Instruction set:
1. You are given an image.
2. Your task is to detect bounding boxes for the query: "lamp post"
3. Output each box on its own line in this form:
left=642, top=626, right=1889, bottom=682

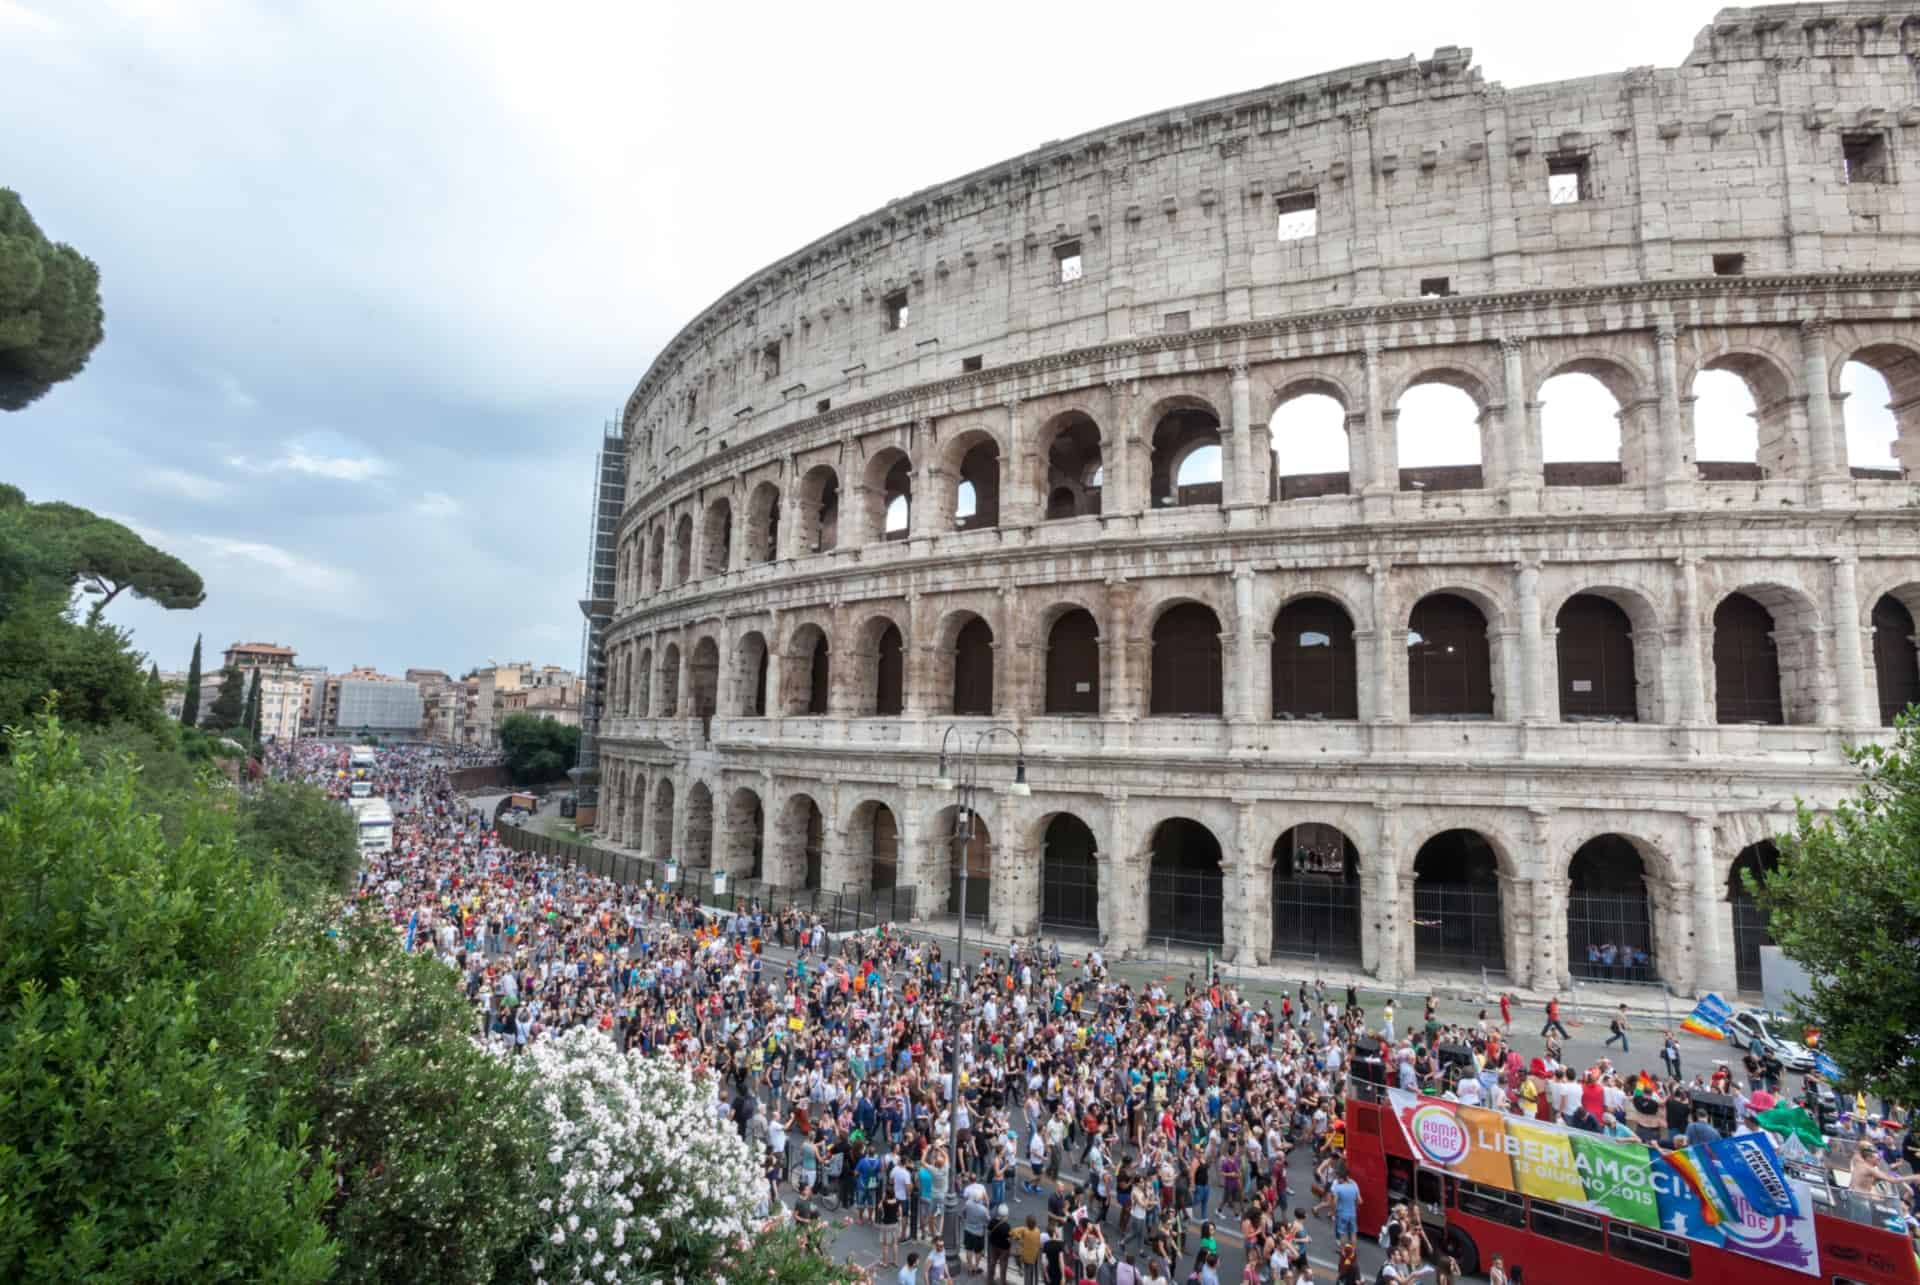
left=931, top=723, right=1031, bottom=1243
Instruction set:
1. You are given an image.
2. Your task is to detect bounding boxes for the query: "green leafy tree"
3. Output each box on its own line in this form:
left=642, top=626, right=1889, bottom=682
left=0, top=589, right=163, bottom=736
left=498, top=712, right=581, bottom=784
left=0, top=714, right=334, bottom=1281
left=24, top=499, right=205, bottom=622
left=236, top=779, right=358, bottom=899
left=1760, top=712, right=1920, bottom=1104
left=180, top=634, right=203, bottom=727
left=270, top=910, right=549, bottom=1283
left=0, top=188, right=105, bottom=413
left=207, top=663, right=245, bottom=730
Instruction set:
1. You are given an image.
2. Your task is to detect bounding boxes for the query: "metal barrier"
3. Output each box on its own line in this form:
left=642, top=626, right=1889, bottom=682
left=489, top=822, right=916, bottom=929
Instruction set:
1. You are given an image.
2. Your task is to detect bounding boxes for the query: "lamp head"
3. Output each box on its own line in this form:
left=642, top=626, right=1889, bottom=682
left=1009, top=757, right=1032, bottom=797
left=934, top=750, right=956, bottom=791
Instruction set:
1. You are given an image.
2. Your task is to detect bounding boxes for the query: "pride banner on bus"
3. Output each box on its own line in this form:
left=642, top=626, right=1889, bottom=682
left=1387, top=1090, right=1817, bottom=1275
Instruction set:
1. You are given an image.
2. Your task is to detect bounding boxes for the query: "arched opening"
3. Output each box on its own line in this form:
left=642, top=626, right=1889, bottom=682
left=1271, top=596, right=1357, bottom=719
left=865, top=448, right=913, bottom=541
left=1148, top=818, right=1223, bottom=946
left=952, top=617, right=995, bottom=715
left=1728, top=840, right=1779, bottom=993
left=1408, top=593, right=1493, bottom=718
left=1042, top=414, right=1103, bottom=519
left=1149, top=603, right=1224, bottom=715
left=1412, top=830, right=1506, bottom=973
left=1692, top=355, right=1796, bottom=480
left=945, top=811, right=991, bottom=919
left=689, top=637, right=719, bottom=735
left=701, top=499, right=732, bottom=576
left=625, top=772, right=646, bottom=848
left=673, top=514, right=693, bottom=585
left=1539, top=371, right=1624, bottom=486
left=1566, top=835, right=1654, bottom=983
left=650, top=777, right=675, bottom=862
left=1396, top=380, right=1483, bottom=492
left=797, top=465, right=839, bottom=554
left=1555, top=593, right=1638, bottom=721
left=747, top=482, right=781, bottom=563
left=954, top=440, right=1000, bottom=531
left=656, top=644, right=681, bottom=718
left=1842, top=345, right=1920, bottom=477
left=1874, top=594, right=1920, bottom=725
left=785, top=625, right=831, bottom=716
left=683, top=782, right=714, bottom=872
left=726, top=787, right=764, bottom=880
left=861, top=802, right=900, bottom=892
left=1039, top=813, right=1100, bottom=937
left=1270, top=823, right=1361, bottom=963
left=633, top=647, right=652, bottom=718
left=648, top=526, right=666, bottom=591
left=1044, top=608, right=1101, bottom=714
left=1150, top=406, right=1224, bottom=508
left=1270, top=391, right=1350, bottom=500
left=1713, top=593, right=1783, bottom=724
left=874, top=622, right=905, bottom=716
left=734, top=632, right=769, bottom=717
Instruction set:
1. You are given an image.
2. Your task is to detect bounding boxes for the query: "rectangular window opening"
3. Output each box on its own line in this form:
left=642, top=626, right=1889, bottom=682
left=1055, top=241, right=1083, bottom=284
left=761, top=342, right=780, bottom=380
left=1843, top=131, right=1889, bottom=184
left=884, top=290, right=910, bottom=332
left=1163, top=310, right=1191, bottom=333
left=1548, top=153, right=1592, bottom=204
left=1276, top=191, right=1318, bottom=240
left=815, top=399, right=831, bottom=415
left=961, top=355, right=983, bottom=373
left=1419, top=276, right=1452, bottom=298
left=1712, top=252, right=1746, bottom=277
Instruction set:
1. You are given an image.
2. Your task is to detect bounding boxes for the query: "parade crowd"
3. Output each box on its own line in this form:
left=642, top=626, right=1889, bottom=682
left=271, top=742, right=1920, bottom=1285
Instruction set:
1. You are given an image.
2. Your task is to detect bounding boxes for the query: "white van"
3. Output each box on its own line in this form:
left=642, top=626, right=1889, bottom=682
left=350, top=779, right=372, bottom=799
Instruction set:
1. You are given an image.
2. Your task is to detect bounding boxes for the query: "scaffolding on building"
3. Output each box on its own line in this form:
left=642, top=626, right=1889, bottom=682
left=572, top=418, right=625, bottom=821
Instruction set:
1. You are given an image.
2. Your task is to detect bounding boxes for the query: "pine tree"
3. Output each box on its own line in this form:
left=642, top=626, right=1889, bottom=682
left=208, top=664, right=245, bottom=731
left=241, top=668, right=261, bottom=738
left=180, top=634, right=203, bottom=727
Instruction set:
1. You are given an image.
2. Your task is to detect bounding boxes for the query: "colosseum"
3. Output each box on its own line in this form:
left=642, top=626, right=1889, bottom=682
left=598, top=2, right=1920, bottom=998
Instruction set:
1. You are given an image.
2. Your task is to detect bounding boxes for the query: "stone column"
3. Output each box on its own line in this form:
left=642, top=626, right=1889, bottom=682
left=1002, top=399, right=1036, bottom=528
left=1676, top=558, right=1709, bottom=725
left=1232, top=565, right=1257, bottom=723
left=1801, top=318, right=1844, bottom=484
left=1653, top=321, right=1693, bottom=508
left=1361, top=347, right=1394, bottom=495
left=910, top=421, right=939, bottom=539
left=899, top=786, right=931, bottom=920
left=1103, top=792, right=1141, bottom=952
left=1831, top=556, right=1872, bottom=727
left=1104, top=381, right=1139, bottom=517
left=1104, top=578, right=1134, bottom=718
left=1515, top=560, right=1548, bottom=723
left=1232, top=798, right=1266, bottom=964
left=1526, top=807, right=1559, bottom=989
left=1370, top=802, right=1402, bottom=982
left=1689, top=813, right=1734, bottom=996
left=1500, top=336, right=1537, bottom=507
left=715, top=616, right=735, bottom=721
left=728, top=478, right=749, bottom=571
left=1229, top=361, right=1255, bottom=507
left=1369, top=561, right=1398, bottom=722
left=778, top=459, right=804, bottom=561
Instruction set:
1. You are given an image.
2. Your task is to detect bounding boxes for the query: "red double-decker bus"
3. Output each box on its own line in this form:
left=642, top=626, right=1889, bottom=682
left=1342, top=1072, right=1919, bottom=1284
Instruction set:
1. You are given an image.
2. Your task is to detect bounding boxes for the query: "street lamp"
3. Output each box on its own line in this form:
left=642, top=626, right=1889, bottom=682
left=931, top=722, right=1031, bottom=1242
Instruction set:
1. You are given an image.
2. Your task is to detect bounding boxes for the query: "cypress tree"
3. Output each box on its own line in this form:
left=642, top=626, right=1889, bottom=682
left=180, top=634, right=203, bottom=727
left=208, top=664, right=245, bottom=730
left=241, top=668, right=261, bottom=739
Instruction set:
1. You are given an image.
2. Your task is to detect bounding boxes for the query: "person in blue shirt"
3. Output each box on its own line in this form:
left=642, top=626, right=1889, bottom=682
left=1330, top=1166, right=1361, bottom=1244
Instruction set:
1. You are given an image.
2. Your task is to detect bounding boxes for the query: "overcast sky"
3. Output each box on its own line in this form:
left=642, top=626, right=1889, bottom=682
left=2, top=0, right=1897, bottom=677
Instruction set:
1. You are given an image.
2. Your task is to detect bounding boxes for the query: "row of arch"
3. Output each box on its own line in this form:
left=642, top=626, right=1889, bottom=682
left=609, top=587, right=1920, bottom=727
left=598, top=768, right=1783, bottom=989
left=615, top=338, right=1916, bottom=604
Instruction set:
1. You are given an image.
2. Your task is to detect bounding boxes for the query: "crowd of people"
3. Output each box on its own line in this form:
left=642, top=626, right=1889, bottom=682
left=266, top=742, right=1920, bottom=1285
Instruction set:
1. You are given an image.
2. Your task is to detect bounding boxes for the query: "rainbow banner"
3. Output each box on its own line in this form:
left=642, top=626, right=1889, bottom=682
left=1386, top=1089, right=1817, bottom=1276
left=1681, top=992, right=1733, bottom=1040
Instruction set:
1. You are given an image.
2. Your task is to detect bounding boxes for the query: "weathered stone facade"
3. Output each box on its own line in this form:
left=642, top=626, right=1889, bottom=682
left=599, top=4, right=1920, bottom=995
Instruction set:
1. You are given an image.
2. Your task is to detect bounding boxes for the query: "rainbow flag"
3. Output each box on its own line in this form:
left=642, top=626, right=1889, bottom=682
left=1661, top=1146, right=1736, bottom=1229
left=1681, top=992, right=1732, bottom=1040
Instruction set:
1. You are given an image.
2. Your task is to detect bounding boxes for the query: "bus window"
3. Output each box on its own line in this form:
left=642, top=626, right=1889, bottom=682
left=1415, top=1168, right=1446, bottom=1223
left=1528, top=1201, right=1606, bottom=1254
left=1607, top=1221, right=1691, bottom=1278
left=1386, top=1156, right=1414, bottom=1205
left=1454, top=1178, right=1526, bottom=1228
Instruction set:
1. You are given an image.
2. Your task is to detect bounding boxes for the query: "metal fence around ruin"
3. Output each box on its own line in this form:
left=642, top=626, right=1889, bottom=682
left=490, top=821, right=916, bottom=932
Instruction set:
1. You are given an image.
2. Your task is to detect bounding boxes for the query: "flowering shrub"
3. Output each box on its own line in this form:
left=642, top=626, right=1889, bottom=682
left=522, top=1028, right=766, bottom=1284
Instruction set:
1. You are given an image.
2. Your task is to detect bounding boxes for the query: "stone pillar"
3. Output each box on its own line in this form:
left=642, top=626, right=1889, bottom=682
left=728, top=478, right=749, bottom=572
left=715, top=617, right=735, bottom=721
left=1230, top=798, right=1266, bottom=964
left=1369, top=561, right=1398, bottom=722
left=1104, top=381, right=1141, bottom=518
left=1653, top=321, right=1693, bottom=508
left=1689, top=813, right=1734, bottom=996
left=1831, top=556, right=1872, bottom=727
left=1103, top=792, right=1141, bottom=952
left=899, top=786, right=930, bottom=920
left=991, top=829, right=1036, bottom=939
left=1370, top=802, right=1402, bottom=983
left=1232, top=565, right=1257, bottom=722
left=1104, top=578, right=1134, bottom=718
left=1676, top=558, right=1709, bottom=725
left=1501, top=336, right=1537, bottom=507
left=778, top=461, right=804, bottom=561
left=1801, top=318, right=1845, bottom=484
left=910, top=421, right=939, bottom=539
left=1516, top=561, right=1548, bottom=723
left=1229, top=361, right=1255, bottom=507
left=1361, top=347, right=1394, bottom=495
left=1003, top=399, right=1037, bottom=528
left=1526, top=807, right=1559, bottom=989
